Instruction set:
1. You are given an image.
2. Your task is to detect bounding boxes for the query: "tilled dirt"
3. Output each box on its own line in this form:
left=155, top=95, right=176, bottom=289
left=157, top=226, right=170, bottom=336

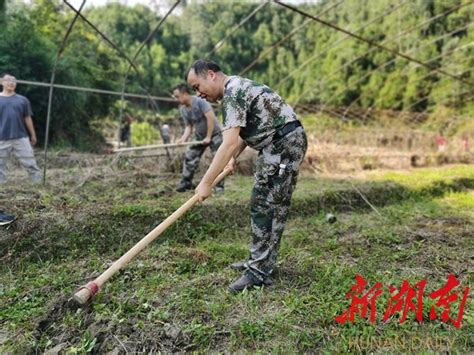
left=35, top=296, right=194, bottom=353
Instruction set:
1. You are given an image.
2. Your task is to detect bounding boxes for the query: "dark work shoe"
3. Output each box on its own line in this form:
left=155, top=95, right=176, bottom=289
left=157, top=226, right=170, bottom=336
left=228, top=274, right=263, bottom=293
left=229, top=260, right=247, bottom=271
left=263, top=278, right=273, bottom=286
left=214, top=186, right=225, bottom=194
left=176, top=181, right=194, bottom=192
left=0, top=211, right=16, bottom=226
left=230, top=260, right=278, bottom=275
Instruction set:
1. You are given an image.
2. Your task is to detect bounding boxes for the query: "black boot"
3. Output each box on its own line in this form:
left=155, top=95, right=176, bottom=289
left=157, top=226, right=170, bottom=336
left=176, top=181, right=194, bottom=192
left=229, top=260, right=247, bottom=271
left=228, top=273, right=263, bottom=293
left=229, top=261, right=277, bottom=276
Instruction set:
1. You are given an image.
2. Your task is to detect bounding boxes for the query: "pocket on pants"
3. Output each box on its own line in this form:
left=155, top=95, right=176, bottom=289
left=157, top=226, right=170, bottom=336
left=255, top=150, right=281, bottom=185
left=255, top=154, right=295, bottom=205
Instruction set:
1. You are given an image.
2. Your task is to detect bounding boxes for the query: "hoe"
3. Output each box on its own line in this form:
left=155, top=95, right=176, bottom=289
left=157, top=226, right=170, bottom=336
left=73, top=168, right=231, bottom=304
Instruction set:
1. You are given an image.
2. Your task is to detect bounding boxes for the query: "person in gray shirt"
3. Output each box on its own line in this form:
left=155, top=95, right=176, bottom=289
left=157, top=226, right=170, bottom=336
left=173, top=84, right=224, bottom=193
left=0, top=74, right=41, bottom=184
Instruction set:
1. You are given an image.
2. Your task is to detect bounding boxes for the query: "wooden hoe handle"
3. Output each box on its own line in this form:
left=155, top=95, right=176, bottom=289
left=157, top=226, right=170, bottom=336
left=73, top=168, right=231, bottom=304
left=113, top=141, right=204, bottom=153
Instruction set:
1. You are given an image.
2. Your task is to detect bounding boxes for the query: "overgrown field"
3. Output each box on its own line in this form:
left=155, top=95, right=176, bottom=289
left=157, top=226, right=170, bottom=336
left=1, top=164, right=473, bottom=353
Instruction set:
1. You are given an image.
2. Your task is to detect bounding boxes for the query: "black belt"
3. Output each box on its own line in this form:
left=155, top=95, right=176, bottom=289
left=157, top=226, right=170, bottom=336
left=274, top=120, right=302, bottom=140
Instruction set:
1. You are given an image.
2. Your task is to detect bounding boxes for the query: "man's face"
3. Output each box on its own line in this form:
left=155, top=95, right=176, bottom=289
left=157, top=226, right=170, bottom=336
left=173, top=89, right=188, bottom=105
left=187, top=70, right=219, bottom=103
left=1, top=76, right=17, bottom=91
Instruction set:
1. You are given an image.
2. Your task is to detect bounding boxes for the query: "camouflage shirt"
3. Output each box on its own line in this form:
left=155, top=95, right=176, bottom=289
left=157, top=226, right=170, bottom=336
left=222, top=76, right=298, bottom=150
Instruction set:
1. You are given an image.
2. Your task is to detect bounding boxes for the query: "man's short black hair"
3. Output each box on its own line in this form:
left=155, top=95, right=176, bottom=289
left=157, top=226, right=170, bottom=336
left=173, top=83, right=191, bottom=94
left=184, top=59, right=221, bottom=81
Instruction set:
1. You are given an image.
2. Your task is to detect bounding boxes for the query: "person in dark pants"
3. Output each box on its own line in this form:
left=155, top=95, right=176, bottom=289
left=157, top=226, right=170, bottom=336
left=185, top=60, right=307, bottom=292
left=173, top=83, right=224, bottom=193
left=120, top=115, right=132, bottom=147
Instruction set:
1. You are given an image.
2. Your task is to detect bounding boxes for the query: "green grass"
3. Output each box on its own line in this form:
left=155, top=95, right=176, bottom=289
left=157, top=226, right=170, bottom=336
left=368, top=165, right=474, bottom=189
left=438, top=191, right=474, bottom=218
left=0, top=165, right=473, bottom=353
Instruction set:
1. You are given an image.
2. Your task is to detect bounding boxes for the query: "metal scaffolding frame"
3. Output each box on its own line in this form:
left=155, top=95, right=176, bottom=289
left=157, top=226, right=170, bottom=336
left=117, top=0, right=181, bottom=149
left=333, top=22, right=474, bottom=120
left=309, top=25, right=474, bottom=121
left=42, top=0, right=86, bottom=184
left=296, top=19, right=474, bottom=113
left=39, top=0, right=184, bottom=181
left=274, top=0, right=473, bottom=88
left=207, top=0, right=270, bottom=57
left=285, top=1, right=473, bottom=98
left=275, top=0, right=410, bottom=91
left=238, top=0, right=344, bottom=76
left=15, top=79, right=178, bottom=103
left=7, top=0, right=470, bottom=182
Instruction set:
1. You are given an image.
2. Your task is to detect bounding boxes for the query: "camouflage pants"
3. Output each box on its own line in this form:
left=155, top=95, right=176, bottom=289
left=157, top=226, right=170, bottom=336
left=245, top=127, right=307, bottom=282
left=181, top=134, right=224, bottom=188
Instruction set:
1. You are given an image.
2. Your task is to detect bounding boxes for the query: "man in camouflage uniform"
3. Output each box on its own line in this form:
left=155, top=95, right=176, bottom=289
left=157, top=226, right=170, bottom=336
left=173, top=84, right=224, bottom=193
left=185, top=60, right=307, bottom=292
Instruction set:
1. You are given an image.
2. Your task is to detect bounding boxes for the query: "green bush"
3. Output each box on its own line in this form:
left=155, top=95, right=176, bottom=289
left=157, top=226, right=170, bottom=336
left=131, top=121, right=161, bottom=146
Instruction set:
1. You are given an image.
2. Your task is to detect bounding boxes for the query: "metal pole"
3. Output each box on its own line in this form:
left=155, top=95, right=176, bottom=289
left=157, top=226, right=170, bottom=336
left=274, top=0, right=473, bottom=88
left=113, top=140, right=204, bottom=153
left=63, top=0, right=163, bottom=111
left=117, top=0, right=181, bottom=148
left=15, top=79, right=177, bottom=102
left=207, top=1, right=270, bottom=57
left=239, top=0, right=344, bottom=76
left=43, top=0, right=86, bottom=185
left=293, top=13, right=474, bottom=119
left=276, top=0, right=410, bottom=91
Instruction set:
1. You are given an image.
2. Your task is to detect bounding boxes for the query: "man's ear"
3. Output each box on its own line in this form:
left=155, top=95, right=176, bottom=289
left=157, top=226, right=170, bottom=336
left=208, top=70, right=216, bottom=80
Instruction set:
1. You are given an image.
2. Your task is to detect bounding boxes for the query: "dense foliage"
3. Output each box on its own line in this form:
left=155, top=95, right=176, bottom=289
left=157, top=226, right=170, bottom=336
left=0, top=0, right=472, bottom=148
